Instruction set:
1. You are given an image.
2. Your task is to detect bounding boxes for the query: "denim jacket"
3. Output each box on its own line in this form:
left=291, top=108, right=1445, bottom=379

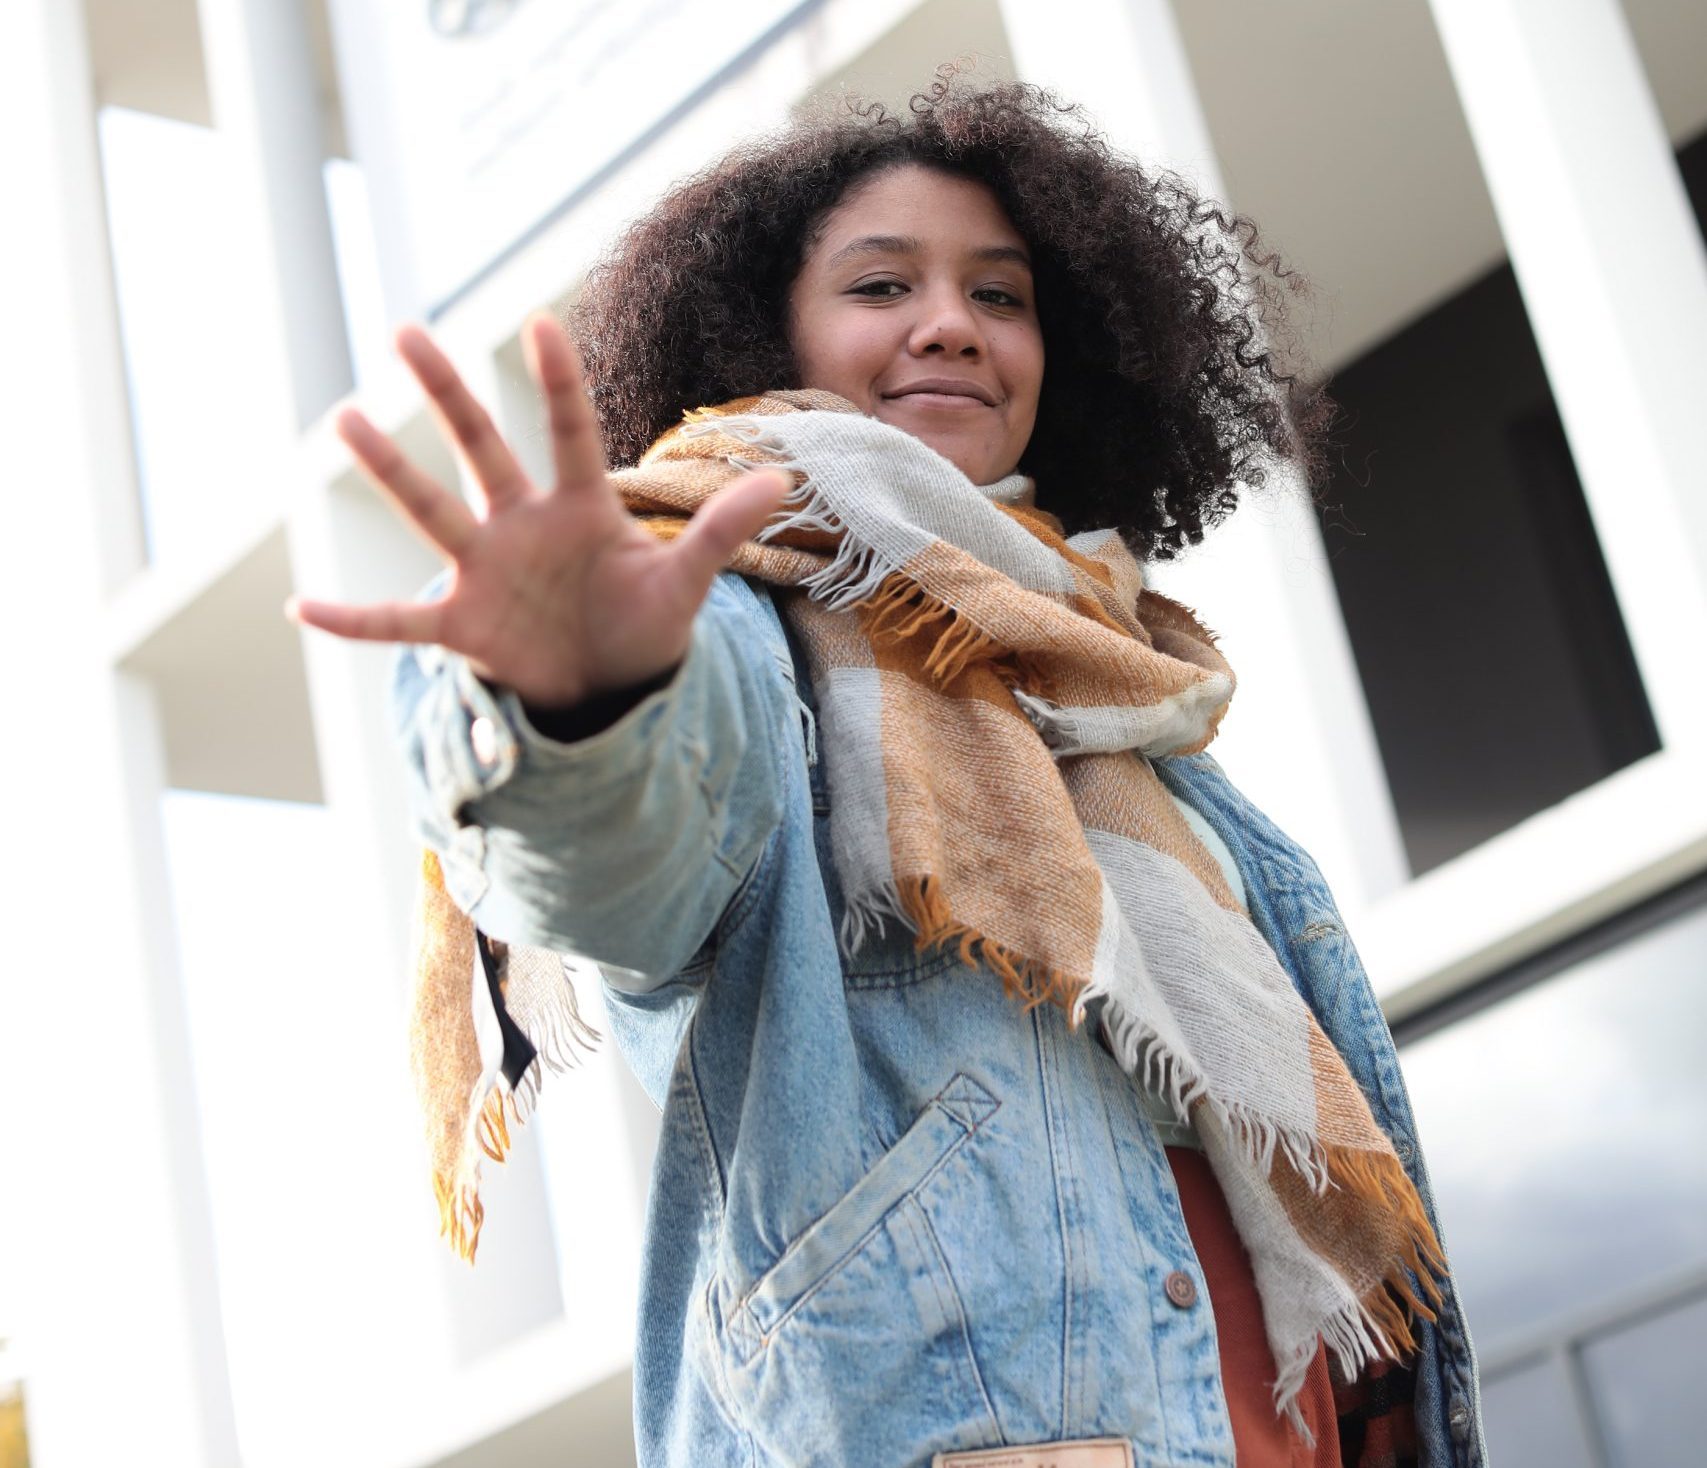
left=394, top=570, right=1487, bottom=1468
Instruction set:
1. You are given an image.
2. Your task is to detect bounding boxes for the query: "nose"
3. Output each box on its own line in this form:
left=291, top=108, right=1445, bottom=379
left=907, top=287, right=985, bottom=358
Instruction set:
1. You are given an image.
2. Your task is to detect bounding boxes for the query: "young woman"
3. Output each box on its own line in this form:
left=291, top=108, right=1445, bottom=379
left=290, top=78, right=1485, bottom=1468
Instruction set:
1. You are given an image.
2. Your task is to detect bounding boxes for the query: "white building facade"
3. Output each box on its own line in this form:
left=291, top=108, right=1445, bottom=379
left=3, top=1, right=1705, bottom=1464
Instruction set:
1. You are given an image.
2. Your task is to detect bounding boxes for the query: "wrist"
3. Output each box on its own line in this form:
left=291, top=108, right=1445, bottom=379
left=515, top=661, right=683, bottom=744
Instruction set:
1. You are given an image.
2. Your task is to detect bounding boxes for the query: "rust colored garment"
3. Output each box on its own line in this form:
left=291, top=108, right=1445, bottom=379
left=1167, top=1145, right=1342, bottom=1467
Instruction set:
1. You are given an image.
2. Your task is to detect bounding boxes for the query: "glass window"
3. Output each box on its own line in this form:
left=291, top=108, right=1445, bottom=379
left=1479, top=1357, right=1595, bottom=1468
left=1581, top=1290, right=1707, bottom=1467
left=1398, top=887, right=1707, bottom=1460
left=1401, top=894, right=1707, bottom=1341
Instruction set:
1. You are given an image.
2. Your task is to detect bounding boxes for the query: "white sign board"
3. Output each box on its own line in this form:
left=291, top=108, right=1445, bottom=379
left=328, top=0, right=807, bottom=318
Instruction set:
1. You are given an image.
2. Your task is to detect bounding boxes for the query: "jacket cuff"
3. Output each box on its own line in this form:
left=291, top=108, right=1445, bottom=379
left=411, top=618, right=705, bottom=827
left=513, top=660, right=683, bottom=745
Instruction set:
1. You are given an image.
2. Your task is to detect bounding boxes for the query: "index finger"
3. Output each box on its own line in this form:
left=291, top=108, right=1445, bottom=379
left=523, top=314, right=607, bottom=492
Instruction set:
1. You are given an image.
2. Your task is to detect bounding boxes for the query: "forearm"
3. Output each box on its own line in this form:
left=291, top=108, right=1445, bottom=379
left=391, top=573, right=789, bottom=981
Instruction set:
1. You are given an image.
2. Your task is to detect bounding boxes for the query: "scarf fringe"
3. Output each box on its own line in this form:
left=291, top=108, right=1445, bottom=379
left=1326, top=1145, right=1451, bottom=1333
left=433, top=1167, right=486, bottom=1264
left=1272, top=1244, right=1450, bottom=1443
left=1087, top=963, right=1451, bottom=1432
left=681, top=420, right=904, bottom=615
left=1273, top=1295, right=1391, bottom=1447
left=840, top=873, right=1087, bottom=1017
left=474, top=1086, right=508, bottom=1162
left=686, top=415, right=1056, bottom=701
left=438, top=959, right=604, bottom=1264
left=859, top=574, right=1009, bottom=685
left=1087, top=971, right=1339, bottom=1191
left=507, top=955, right=604, bottom=1125
left=898, top=873, right=1084, bottom=1014
left=1267, top=1150, right=1450, bottom=1437
left=435, top=1089, right=515, bottom=1263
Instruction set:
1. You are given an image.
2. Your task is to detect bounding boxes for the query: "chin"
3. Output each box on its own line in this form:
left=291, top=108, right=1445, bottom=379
left=871, top=410, right=1001, bottom=482
left=917, top=436, right=987, bottom=481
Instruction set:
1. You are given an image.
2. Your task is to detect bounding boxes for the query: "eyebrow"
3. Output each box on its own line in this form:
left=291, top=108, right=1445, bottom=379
left=825, top=233, right=1033, bottom=271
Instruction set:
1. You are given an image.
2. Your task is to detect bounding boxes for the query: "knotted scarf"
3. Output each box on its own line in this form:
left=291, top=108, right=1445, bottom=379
left=408, top=389, right=1446, bottom=1429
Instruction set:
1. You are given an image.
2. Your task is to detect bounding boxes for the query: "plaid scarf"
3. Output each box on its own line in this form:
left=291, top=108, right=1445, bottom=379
left=410, top=390, right=1445, bottom=1431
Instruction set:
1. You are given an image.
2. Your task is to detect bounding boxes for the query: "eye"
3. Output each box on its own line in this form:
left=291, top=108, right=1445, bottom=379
left=974, top=287, right=1025, bottom=308
left=848, top=279, right=907, bottom=298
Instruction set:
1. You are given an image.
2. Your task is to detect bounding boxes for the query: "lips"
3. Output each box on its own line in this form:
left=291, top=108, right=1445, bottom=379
left=882, top=377, right=999, bottom=406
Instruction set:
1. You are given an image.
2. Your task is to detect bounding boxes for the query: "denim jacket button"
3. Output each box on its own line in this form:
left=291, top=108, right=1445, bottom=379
left=470, top=715, right=499, bottom=768
left=1447, top=1399, right=1470, bottom=1437
left=1164, top=1270, right=1198, bottom=1308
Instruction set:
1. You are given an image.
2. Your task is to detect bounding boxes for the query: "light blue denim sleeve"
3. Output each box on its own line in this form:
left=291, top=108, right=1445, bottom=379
left=389, top=571, right=791, bottom=985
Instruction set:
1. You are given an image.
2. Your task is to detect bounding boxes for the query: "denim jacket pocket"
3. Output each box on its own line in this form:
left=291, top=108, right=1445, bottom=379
left=722, top=1071, right=1000, bottom=1360
left=714, top=1072, right=1005, bottom=1464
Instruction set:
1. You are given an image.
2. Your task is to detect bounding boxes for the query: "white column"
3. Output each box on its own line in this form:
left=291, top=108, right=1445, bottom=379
left=996, top=0, right=1410, bottom=905
left=1428, top=0, right=1707, bottom=751
left=0, top=2, right=239, bottom=1461
left=995, top=0, right=1219, bottom=185
left=194, top=0, right=353, bottom=431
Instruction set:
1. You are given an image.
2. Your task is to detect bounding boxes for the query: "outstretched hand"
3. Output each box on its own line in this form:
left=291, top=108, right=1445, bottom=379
left=285, top=314, right=789, bottom=709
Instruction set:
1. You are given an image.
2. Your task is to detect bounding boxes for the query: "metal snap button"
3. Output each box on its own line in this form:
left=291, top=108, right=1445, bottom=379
left=1395, top=1138, right=1415, bottom=1165
left=1448, top=1400, right=1471, bottom=1436
left=470, top=715, right=499, bottom=768
left=1164, top=1270, right=1198, bottom=1309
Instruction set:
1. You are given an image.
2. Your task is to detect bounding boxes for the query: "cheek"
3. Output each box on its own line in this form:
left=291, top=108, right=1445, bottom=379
left=1003, top=332, right=1046, bottom=417
left=795, top=310, right=892, bottom=398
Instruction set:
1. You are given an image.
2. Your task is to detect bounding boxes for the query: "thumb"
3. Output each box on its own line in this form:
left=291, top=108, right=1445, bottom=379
left=668, top=469, right=792, bottom=591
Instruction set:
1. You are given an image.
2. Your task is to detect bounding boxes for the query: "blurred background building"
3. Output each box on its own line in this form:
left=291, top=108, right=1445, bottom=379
left=3, top=0, right=1705, bottom=1464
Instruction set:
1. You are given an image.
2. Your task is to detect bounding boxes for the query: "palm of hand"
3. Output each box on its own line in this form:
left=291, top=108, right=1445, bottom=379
left=440, top=499, right=699, bottom=708
left=286, top=315, right=787, bottom=711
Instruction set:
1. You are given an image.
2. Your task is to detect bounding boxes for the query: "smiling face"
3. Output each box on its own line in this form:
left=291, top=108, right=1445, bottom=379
left=786, top=164, right=1045, bottom=486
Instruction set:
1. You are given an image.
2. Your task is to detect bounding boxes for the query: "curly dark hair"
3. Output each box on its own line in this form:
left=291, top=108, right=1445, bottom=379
left=571, top=70, right=1333, bottom=560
